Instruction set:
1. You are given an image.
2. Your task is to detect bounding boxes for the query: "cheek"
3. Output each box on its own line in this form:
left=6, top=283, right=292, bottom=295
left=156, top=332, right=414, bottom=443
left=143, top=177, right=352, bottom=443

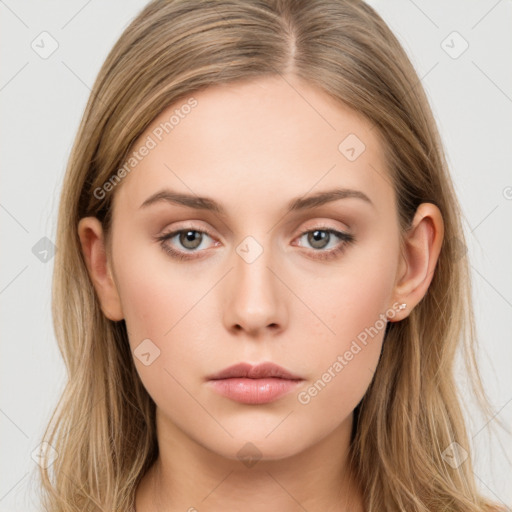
left=292, top=241, right=396, bottom=414
left=113, top=234, right=206, bottom=338
left=293, top=237, right=396, bottom=344
left=115, top=262, right=212, bottom=429
left=111, top=240, right=208, bottom=384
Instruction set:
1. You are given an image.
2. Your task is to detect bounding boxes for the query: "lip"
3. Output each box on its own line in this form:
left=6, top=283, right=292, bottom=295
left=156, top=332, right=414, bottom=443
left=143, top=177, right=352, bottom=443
left=207, top=362, right=303, bottom=381
left=206, top=362, right=304, bottom=405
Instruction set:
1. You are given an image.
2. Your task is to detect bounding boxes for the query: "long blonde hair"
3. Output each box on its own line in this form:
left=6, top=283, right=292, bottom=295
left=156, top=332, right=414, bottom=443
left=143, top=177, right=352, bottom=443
left=38, top=0, right=503, bottom=510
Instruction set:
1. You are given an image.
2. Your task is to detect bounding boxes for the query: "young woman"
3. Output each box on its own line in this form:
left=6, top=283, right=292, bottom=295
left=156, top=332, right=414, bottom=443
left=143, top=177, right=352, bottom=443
left=38, top=0, right=505, bottom=510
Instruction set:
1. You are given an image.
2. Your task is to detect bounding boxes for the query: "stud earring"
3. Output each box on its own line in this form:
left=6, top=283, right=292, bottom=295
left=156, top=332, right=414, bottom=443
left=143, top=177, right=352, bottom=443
left=398, top=303, right=407, bottom=310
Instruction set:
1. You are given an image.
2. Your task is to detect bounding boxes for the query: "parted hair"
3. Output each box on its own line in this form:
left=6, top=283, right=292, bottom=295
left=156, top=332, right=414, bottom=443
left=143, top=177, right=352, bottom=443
left=38, top=1, right=502, bottom=510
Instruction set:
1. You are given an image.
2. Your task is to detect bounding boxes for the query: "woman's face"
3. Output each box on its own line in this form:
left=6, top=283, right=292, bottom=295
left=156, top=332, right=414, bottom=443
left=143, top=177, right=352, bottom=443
left=98, top=76, right=406, bottom=460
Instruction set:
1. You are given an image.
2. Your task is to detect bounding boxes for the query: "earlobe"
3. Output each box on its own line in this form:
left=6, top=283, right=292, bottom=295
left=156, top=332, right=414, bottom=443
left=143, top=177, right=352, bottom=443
left=77, top=216, right=124, bottom=321
left=389, top=203, right=444, bottom=321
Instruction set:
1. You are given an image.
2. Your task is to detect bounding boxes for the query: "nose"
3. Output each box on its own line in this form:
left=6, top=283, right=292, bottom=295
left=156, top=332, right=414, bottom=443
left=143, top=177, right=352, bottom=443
left=222, top=240, right=287, bottom=337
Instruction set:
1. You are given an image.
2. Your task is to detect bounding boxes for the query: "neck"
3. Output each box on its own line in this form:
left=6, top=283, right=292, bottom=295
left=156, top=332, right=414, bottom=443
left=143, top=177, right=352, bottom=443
left=135, top=409, right=364, bottom=512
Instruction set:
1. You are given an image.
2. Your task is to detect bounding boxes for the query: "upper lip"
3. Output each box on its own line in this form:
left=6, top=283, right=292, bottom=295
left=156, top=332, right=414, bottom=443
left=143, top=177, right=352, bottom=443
left=207, top=362, right=303, bottom=381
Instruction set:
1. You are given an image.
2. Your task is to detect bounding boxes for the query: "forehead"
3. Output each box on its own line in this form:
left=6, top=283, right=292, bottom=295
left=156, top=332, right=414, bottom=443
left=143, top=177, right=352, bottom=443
left=113, top=75, right=394, bottom=218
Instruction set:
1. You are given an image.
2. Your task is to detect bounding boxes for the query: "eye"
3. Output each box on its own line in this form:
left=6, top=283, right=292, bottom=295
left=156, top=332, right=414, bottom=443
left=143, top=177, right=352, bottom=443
left=294, top=227, right=355, bottom=260
left=155, top=225, right=355, bottom=262
left=156, top=228, right=218, bottom=260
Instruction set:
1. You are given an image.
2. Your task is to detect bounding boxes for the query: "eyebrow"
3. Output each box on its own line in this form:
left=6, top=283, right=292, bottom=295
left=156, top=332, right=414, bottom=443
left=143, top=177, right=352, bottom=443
left=139, top=187, right=373, bottom=214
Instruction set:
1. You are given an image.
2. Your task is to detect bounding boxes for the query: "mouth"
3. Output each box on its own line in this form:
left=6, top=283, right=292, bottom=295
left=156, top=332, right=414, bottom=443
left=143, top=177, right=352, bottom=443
left=206, top=362, right=304, bottom=405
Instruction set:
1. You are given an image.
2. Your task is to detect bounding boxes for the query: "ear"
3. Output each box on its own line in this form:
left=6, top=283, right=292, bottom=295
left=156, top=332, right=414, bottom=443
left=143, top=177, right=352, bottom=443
left=77, top=216, right=124, bottom=321
left=389, top=202, right=444, bottom=322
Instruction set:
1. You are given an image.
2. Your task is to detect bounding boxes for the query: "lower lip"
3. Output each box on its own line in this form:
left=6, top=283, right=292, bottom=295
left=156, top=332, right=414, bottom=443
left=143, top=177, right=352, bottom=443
left=208, top=378, right=302, bottom=404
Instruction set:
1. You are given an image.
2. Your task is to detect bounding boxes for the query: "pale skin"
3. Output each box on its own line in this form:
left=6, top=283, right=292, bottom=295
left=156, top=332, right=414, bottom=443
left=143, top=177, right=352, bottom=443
left=78, top=75, right=444, bottom=511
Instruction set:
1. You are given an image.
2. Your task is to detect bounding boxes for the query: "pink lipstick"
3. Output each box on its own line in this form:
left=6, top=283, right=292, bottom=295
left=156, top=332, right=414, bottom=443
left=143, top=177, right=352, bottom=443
left=206, top=362, right=303, bottom=405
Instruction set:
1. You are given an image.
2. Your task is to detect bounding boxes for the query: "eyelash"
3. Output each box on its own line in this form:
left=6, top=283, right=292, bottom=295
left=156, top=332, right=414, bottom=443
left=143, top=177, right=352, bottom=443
left=155, top=226, right=356, bottom=262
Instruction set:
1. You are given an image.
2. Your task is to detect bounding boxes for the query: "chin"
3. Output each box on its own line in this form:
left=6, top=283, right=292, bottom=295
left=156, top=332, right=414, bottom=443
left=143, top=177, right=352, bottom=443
left=197, top=427, right=315, bottom=465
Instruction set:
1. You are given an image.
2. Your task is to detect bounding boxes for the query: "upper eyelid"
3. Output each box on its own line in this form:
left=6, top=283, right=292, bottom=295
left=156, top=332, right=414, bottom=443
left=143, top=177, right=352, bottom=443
left=158, top=225, right=351, bottom=249
left=159, top=217, right=351, bottom=236
left=159, top=225, right=217, bottom=241
left=159, top=223, right=350, bottom=239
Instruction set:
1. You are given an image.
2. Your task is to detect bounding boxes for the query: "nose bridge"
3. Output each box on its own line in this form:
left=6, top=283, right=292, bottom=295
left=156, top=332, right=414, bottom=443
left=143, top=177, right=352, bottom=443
left=225, top=233, right=285, bottom=333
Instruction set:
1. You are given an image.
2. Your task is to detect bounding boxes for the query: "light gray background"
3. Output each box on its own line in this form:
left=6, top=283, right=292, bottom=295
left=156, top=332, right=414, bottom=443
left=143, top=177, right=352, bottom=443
left=1, top=1, right=511, bottom=510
